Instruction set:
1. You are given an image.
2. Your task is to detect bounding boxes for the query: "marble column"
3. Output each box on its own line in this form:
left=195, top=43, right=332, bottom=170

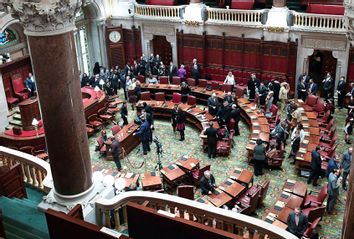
left=342, top=153, right=354, bottom=239
left=0, top=1, right=92, bottom=196
left=0, top=73, right=9, bottom=133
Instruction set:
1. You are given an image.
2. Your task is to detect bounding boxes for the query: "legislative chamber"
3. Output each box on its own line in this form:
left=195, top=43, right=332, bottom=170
left=0, top=0, right=353, bottom=239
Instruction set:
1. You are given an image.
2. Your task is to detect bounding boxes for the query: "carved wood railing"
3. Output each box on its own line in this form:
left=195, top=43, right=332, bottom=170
left=134, top=3, right=184, bottom=19
left=95, top=191, right=298, bottom=239
left=292, top=12, right=345, bottom=31
left=0, top=146, right=52, bottom=193
left=206, top=7, right=264, bottom=26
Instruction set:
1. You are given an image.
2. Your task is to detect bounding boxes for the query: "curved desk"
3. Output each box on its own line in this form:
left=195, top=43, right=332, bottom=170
left=0, top=87, right=107, bottom=151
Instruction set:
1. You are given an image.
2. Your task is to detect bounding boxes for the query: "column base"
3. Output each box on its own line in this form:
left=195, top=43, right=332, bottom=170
left=184, top=3, right=206, bottom=22
left=38, top=180, right=115, bottom=224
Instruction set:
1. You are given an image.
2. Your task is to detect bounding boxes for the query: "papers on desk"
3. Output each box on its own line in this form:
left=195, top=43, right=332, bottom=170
left=265, top=215, right=276, bottom=224
left=160, top=170, right=166, bottom=175
left=286, top=179, right=296, bottom=186
left=218, top=186, right=226, bottom=191
left=250, top=115, right=257, bottom=120
left=283, top=188, right=292, bottom=193
left=281, top=191, right=291, bottom=199
left=302, top=124, right=309, bottom=129
left=297, top=99, right=304, bottom=103
left=303, top=139, right=309, bottom=144
left=190, top=162, right=196, bottom=168
left=274, top=201, right=286, bottom=211
left=175, top=161, right=182, bottom=166
left=252, top=130, right=260, bottom=134
left=253, top=122, right=260, bottom=126
left=234, top=168, right=242, bottom=174
left=303, top=132, right=310, bottom=136
left=299, top=148, right=307, bottom=154
left=296, top=156, right=304, bottom=161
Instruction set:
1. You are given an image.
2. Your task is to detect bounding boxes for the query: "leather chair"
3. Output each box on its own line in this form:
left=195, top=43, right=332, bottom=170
left=305, top=94, right=318, bottom=107
left=314, top=100, right=326, bottom=114
left=303, top=217, right=321, bottom=239
left=235, top=86, right=244, bottom=98
left=269, top=114, right=281, bottom=131
left=319, top=135, right=337, bottom=151
left=187, top=95, right=196, bottom=106
left=303, top=184, right=328, bottom=208
left=186, top=78, right=196, bottom=86
left=211, top=81, right=220, bottom=90
left=155, top=92, right=165, bottom=101
left=111, top=124, right=122, bottom=135
left=137, top=75, right=145, bottom=83
left=302, top=206, right=326, bottom=223
left=320, top=118, right=334, bottom=133
left=192, top=164, right=211, bottom=186
left=96, top=137, right=106, bottom=155
left=318, top=110, right=331, bottom=126
left=198, top=79, right=207, bottom=88
left=319, top=144, right=337, bottom=160
left=105, top=102, right=120, bottom=115
left=171, top=77, right=181, bottom=85
left=236, top=186, right=261, bottom=215
left=86, top=124, right=95, bottom=136
left=216, top=131, right=234, bottom=156
left=159, top=76, right=169, bottom=84
left=12, top=126, right=22, bottom=136
left=267, top=149, right=284, bottom=168
left=98, top=107, right=113, bottom=123
left=172, top=92, right=182, bottom=104
left=267, top=104, right=278, bottom=123
left=11, top=74, right=29, bottom=100
left=88, top=114, right=103, bottom=129
left=5, top=88, right=19, bottom=108
left=34, top=149, right=49, bottom=161
left=140, top=91, right=151, bottom=101
left=177, top=185, right=194, bottom=200
left=221, top=84, right=233, bottom=93
left=320, top=125, right=336, bottom=142
left=257, top=180, right=270, bottom=207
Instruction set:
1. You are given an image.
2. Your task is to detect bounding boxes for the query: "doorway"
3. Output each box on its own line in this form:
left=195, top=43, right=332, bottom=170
left=152, top=35, right=172, bottom=66
left=308, top=50, right=337, bottom=97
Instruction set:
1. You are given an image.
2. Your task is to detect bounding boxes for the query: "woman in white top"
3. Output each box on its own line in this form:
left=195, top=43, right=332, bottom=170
left=291, top=123, right=305, bottom=143
left=224, top=72, right=235, bottom=85
left=278, top=82, right=289, bottom=111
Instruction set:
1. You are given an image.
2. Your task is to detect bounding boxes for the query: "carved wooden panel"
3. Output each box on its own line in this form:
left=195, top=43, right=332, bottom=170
left=106, top=27, right=125, bottom=68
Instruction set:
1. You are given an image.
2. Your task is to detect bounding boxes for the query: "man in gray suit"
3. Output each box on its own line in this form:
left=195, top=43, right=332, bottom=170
left=341, top=147, right=352, bottom=190
left=286, top=207, right=308, bottom=238
left=327, top=169, right=341, bottom=215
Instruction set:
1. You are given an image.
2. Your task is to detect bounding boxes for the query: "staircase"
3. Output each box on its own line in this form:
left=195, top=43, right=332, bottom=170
left=0, top=188, right=50, bottom=239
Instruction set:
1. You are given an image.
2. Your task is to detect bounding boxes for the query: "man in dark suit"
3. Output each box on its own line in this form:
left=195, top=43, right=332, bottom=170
left=307, top=79, right=318, bottom=95
left=230, top=104, right=241, bottom=136
left=25, top=73, right=36, bottom=97
left=336, top=76, right=346, bottom=108
left=323, top=72, right=333, bottom=100
left=110, top=135, right=122, bottom=171
left=297, top=78, right=307, bottom=101
left=307, top=146, right=322, bottom=186
left=191, top=58, right=201, bottom=85
left=133, top=115, right=151, bottom=156
left=204, top=121, right=218, bottom=159
left=286, top=207, right=308, bottom=238
left=298, top=73, right=310, bottom=87
left=247, top=73, right=260, bottom=101
left=168, top=61, right=177, bottom=79
left=120, top=101, right=128, bottom=126
left=208, top=93, right=219, bottom=116
left=199, top=170, right=216, bottom=195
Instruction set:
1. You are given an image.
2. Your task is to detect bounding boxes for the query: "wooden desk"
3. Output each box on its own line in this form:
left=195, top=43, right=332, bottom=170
left=116, top=172, right=140, bottom=189
left=277, top=191, right=304, bottom=210
left=272, top=219, right=288, bottom=230
left=283, top=180, right=307, bottom=198
left=306, top=112, right=317, bottom=119
left=161, top=164, right=187, bottom=187
left=218, top=179, right=246, bottom=199
left=229, top=168, right=254, bottom=187
left=276, top=206, right=293, bottom=223
left=19, top=97, right=41, bottom=131
left=204, top=189, right=233, bottom=208
left=141, top=172, right=162, bottom=191
left=176, top=156, right=200, bottom=172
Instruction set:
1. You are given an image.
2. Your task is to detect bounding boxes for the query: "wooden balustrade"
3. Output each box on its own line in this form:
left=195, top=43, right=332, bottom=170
left=292, top=12, right=345, bottom=30
left=206, top=8, right=264, bottom=25
left=134, top=3, right=183, bottom=19
left=0, top=146, right=52, bottom=193
left=95, top=191, right=298, bottom=239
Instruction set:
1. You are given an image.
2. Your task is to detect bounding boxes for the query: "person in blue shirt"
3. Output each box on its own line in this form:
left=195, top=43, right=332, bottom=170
left=341, top=147, right=352, bottom=190
left=133, top=115, right=151, bottom=156
left=326, top=154, right=340, bottom=178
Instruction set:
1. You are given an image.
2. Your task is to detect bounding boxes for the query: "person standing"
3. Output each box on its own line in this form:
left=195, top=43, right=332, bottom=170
left=297, top=78, right=307, bottom=101
left=341, top=147, right=352, bottom=190
left=326, top=154, right=340, bottom=178
left=327, top=169, right=341, bottom=215
left=176, top=106, right=186, bottom=141
left=199, top=170, right=216, bottom=195
left=289, top=128, right=301, bottom=163
left=120, top=102, right=128, bottom=126
left=307, top=79, right=318, bottom=95
left=279, top=82, right=289, bottom=111
left=110, top=135, right=122, bottom=171
left=133, top=115, right=151, bottom=156
left=323, top=72, right=333, bottom=100
left=253, top=139, right=266, bottom=176
left=230, top=104, right=241, bottom=136
left=168, top=61, right=177, bottom=80
left=247, top=73, right=259, bottom=101
left=224, top=71, right=235, bottom=91
left=336, top=76, right=346, bottom=109
left=191, top=58, right=201, bottom=85
left=171, top=104, right=178, bottom=133
left=177, top=64, right=187, bottom=82
left=307, top=146, right=322, bottom=186
left=208, top=93, right=219, bottom=116
left=204, top=121, right=218, bottom=159
left=25, top=73, right=36, bottom=97
left=286, top=207, right=308, bottom=238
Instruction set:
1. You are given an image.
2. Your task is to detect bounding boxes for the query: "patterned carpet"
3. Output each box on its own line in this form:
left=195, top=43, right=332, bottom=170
left=89, top=99, right=348, bottom=239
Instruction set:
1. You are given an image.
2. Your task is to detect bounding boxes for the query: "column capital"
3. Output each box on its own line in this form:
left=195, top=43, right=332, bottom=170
left=0, top=0, right=84, bottom=36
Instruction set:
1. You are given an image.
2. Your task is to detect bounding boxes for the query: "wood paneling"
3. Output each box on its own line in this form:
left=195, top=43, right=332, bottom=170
left=107, top=27, right=125, bottom=68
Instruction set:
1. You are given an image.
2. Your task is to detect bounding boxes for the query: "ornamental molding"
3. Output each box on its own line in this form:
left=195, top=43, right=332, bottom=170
left=301, top=36, right=347, bottom=51
left=0, top=0, right=85, bottom=36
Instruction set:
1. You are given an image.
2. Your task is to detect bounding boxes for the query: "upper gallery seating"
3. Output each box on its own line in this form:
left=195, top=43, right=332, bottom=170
left=307, top=4, right=345, bottom=15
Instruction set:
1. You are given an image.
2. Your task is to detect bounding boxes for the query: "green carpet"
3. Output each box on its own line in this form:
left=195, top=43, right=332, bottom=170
left=89, top=97, right=348, bottom=239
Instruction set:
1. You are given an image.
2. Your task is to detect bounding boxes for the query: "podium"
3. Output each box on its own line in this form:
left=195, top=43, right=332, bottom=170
left=19, top=97, right=41, bottom=130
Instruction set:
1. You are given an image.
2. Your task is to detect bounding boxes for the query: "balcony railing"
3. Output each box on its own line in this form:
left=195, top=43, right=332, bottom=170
left=206, top=7, right=264, bottom=26
left=95, top=191, right=298, bottom=239
left=134, top=3, right=184, bottom=20
left=292, top=12, right=345, bottom=31
left=0, top=146, right=52, bottom=193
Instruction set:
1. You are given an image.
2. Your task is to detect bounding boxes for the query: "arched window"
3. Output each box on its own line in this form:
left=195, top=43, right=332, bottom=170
left=75, top=9, right=91, bottom=75
left=0, top=28, right=17, bottom=47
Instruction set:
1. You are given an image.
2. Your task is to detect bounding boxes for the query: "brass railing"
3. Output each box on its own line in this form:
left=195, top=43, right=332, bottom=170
left=95, top=191, right=298, bottom=239
left=206, top=7, right=264, bottom=25
left=292, top=12, right=345, bottom=31
left=134, top=3, right=184, bottom=19
left=0, top=146, right=52, bottom=193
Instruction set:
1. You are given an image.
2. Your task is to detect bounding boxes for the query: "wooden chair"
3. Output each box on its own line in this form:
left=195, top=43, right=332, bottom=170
left=211, top=81, right=220, bottom=90
left=319, top=118, right=334, bottom=133
left=11, top=74, right=29, bottom=100
left=140, top=91, right=151, bottom=101
left=314, top=100, right=326, bottom=115
left=192, top=165, right=211, bottom=186
left=303, top=184, right=328, bottom=208
left=216, top=131, right=234, bottom=156
left=303, top=217, right=321, bottom=239
left=111, top=124, right=122, bottom=135
left=0, top=163, right=27, bottom=198
left=320, top=125, right=336, bottom=142
left=319, top=135, right=337, bottom=151
left=86, top=124, right=95, bottom=136
left=97, top=107, right=113, bottom=123
left=305, top=94, right=318, bottom=107
left=221, top=84, right=233, bottom=93
left=186, top=78, right=196, bottom=86
left=177, top=185, right=194, bottom=200
left=302, top=205, right=326, bottom=223
left=187, top=95, right=196, bottom=106
left=88, top=114, right=103, bottom=129
left=318, top=110, right=331, bottom=126
left=155, top=92, right=165, bottom=101
left=159, top=76, right=169, bottom=84
left=34, top=149, right=49, bottom=161
left=198, top=79, right=207, bottom=88
left=171, top=76, right=181, bottom=85
left=236, top=186, right=261, bottom=215
left=172, top=92, right=182, bottom=104
left=96, top=137, right=106, bottom=155
left=5, top=87, right=19, bottom=108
